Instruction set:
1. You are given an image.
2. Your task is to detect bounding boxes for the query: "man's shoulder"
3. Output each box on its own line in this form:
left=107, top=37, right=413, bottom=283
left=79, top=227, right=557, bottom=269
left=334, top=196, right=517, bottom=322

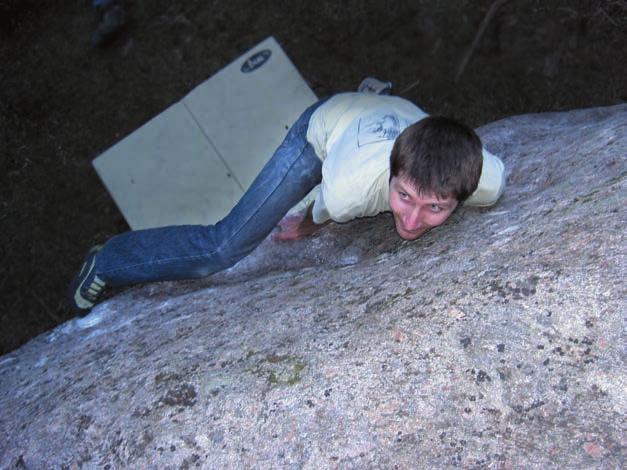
left=307, top=92, right=428, bottom=161
left=324, top=92, right=422, bottom=113
left=313, top=92, right=427, bottom=136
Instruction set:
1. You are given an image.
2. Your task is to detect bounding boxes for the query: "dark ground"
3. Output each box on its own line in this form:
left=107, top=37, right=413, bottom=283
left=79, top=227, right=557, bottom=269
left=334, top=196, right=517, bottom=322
left=1, top=0, right=625, bottom=355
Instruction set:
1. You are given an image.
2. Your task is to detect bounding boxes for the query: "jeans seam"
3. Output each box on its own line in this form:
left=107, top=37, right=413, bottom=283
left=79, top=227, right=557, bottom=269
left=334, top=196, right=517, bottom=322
left=213, top=143, right=314, bottom=254
left=100, top=142, right=317, bottom=276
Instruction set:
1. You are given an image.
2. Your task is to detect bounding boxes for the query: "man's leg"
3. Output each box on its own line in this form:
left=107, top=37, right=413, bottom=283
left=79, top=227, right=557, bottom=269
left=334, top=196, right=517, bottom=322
left=70, top=100, right=324, bottom=313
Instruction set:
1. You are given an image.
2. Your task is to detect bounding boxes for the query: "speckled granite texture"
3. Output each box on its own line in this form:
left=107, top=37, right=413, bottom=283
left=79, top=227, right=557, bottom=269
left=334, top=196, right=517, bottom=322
left=1, top=104, right=625, bottom=468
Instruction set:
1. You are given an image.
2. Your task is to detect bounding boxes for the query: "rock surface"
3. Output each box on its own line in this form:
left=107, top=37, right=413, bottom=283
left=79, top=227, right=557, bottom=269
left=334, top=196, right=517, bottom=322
left=1, top=105, right=625, bottom=468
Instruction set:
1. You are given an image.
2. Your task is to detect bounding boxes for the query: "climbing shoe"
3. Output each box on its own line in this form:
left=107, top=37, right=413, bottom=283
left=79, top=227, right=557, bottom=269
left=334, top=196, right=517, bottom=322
left=68, top=245, right=106, bottom=317
left=357, top=77, right=393, bottom=95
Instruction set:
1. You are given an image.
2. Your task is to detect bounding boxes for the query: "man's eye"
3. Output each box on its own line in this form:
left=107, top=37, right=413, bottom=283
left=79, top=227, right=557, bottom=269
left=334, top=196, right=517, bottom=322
left=399, top=191, right=409, bottom=199
left=430, top=204, right=442, bottom=212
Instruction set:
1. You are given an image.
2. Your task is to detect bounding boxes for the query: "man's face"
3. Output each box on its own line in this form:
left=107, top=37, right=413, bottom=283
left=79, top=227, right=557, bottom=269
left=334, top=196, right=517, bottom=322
left=388, top=175, right=458, bottom=240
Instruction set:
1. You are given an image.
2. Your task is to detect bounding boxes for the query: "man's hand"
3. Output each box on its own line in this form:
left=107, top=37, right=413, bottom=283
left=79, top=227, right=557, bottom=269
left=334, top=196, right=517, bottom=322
left=271, top=204, right=330, bottom=241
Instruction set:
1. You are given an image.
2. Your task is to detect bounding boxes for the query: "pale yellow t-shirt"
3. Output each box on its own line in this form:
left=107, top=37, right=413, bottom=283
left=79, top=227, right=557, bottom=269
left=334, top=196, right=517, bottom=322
left=306, top=92, right=505, bottom=224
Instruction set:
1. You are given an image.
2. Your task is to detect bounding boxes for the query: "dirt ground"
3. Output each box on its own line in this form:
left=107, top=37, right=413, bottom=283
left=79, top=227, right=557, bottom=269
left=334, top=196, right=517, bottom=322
left=1, top=0, right=625, bottom=355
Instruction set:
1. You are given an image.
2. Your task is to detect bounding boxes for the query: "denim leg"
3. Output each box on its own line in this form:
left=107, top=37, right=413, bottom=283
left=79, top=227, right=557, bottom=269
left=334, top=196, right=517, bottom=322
left=96, top=101, right=324, bottom=286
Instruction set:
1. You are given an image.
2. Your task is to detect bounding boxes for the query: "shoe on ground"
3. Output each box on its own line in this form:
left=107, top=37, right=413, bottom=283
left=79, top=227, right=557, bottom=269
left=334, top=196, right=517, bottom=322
left=68, top=245, right=106, bottom=317
left=91, top=3, right=128, bottom=47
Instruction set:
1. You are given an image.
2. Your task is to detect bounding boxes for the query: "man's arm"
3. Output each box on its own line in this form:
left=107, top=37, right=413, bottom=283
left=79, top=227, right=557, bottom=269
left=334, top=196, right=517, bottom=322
left=272, top=203, right=331, bottom=241
left=464, top=149, right=506, bottom=207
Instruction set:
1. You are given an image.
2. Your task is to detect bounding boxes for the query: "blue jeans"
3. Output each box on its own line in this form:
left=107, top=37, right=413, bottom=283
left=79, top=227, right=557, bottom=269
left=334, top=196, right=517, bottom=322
left=96, top=100, right=325, bottom=287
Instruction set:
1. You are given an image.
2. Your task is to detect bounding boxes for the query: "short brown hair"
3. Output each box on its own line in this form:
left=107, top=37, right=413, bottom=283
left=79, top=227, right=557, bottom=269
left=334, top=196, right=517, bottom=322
left=390, top=116, right=483, bottom=202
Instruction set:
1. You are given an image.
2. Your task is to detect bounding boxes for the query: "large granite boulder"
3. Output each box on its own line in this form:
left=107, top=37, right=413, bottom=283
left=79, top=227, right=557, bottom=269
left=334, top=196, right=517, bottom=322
left=1, top=104, right=625, bottom=468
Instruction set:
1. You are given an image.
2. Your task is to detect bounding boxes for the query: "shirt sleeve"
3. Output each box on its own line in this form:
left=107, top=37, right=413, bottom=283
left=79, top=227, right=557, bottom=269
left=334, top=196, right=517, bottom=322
left=312, top=187, right=331, bottom=224
left=312, top=168, right=368, bottom=224
left=464, top=148, right=506, bottom=207
left=312, top=149, right=390, bottom=224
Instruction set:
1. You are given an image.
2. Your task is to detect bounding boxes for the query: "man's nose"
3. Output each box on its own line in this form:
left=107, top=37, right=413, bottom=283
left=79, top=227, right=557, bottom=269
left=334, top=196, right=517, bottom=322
left=404, top=207, right=422, bottom=230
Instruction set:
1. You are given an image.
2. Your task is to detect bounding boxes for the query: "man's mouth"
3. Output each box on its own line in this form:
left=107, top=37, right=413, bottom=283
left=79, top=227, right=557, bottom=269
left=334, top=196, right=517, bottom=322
left=400, top=223, right=420, bottom=234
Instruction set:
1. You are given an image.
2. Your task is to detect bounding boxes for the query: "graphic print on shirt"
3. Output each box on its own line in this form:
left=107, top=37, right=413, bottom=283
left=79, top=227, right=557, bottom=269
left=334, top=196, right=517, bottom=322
left=357, top=112, right=401, bottom=148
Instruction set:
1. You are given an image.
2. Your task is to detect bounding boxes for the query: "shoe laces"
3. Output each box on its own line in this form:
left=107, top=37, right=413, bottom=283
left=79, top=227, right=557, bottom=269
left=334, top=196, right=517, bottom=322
left=83, top=276, right=105, bottom=303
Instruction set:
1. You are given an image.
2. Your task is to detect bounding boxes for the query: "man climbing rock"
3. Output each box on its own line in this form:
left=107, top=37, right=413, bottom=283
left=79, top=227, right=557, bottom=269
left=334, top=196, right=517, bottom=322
left=69, top=82, right=505, bottom=316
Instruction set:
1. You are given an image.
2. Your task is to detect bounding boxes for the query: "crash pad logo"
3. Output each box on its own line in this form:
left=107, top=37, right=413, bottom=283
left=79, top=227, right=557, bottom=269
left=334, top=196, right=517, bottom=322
left=241, top=49, right=272, bottom=73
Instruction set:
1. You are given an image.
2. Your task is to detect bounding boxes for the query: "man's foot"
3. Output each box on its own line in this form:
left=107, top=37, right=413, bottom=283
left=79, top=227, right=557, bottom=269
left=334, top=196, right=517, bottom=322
left=68, top=245, right=106, bottom=317
left=357, top=77, right=393, bottom=95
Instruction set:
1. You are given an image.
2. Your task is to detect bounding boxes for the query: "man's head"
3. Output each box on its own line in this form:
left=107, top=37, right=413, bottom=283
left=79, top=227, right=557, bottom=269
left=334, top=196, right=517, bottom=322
left=388, top=116, right=483, bottom=240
